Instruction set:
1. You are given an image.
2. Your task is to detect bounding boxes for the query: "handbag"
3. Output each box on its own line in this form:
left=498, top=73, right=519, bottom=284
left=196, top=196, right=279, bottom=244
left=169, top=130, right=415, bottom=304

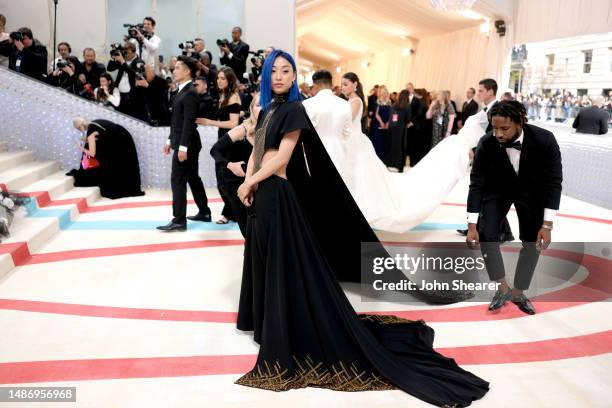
left=81, top=154, right=100, bottom=170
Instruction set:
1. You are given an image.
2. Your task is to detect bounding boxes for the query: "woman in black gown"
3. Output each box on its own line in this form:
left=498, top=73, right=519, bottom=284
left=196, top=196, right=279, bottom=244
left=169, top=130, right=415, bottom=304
left=235, top=50, right=489, bottom=407
left=385, top=89, right=412, bottom=172
left=198, top=67, right=241, bottom=225
left=209, top=94, right=259, bottom=237
left=68, top=118, right=144, bottom=199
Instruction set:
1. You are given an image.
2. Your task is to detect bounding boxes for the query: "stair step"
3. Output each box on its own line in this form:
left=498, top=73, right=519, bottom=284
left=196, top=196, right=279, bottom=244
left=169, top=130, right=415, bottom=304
left=0, top=253, right=14, bottom=279
left=21, top=171, right=76, bottom=203
left=51, top=186, right=101, bottom=208
left=0, top=151, right=30, bottom=173
left=0, top=216, right=60, bottom=257
left=0, top=161, right=60, bottom=190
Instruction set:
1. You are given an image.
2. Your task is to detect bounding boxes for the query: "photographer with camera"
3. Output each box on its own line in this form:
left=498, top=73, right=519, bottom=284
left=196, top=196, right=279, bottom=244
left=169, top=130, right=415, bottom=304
left=48, top=42, right=79, bottom=73
left=0, top=27, right=48, bottom=81
left=135, top=64, right=170, bottom=126
left=107, top=41, right=146, bottom=120
left=194, top=76, right=216, bottom=120
left=194, top=38, right=212, bottom=62
left=94, top=72, right=120, bottom=109
left=249, top=46, right=273, bottom=78
left=78, top=48, right=105, bottom=98
left=126, top=17, right=161, bottom=73
left=218, top=27, right=249, bottom=83
left=46, top=56, right=83, bottom=95
left=196, top=52, right=218, bottom=101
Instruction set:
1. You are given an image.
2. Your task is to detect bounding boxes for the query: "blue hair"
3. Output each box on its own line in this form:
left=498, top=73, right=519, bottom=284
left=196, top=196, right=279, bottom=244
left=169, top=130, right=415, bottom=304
left=259, top=49, right=301, bottom=110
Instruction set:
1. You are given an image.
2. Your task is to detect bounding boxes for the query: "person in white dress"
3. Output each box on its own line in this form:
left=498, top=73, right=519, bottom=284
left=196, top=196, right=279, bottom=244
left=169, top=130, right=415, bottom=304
left=304, top=72, right=487, bottom=233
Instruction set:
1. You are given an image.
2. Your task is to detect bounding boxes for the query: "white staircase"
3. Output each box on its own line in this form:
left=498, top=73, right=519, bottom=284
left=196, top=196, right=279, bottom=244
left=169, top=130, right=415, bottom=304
left=0, top=143, right=102, bottom=278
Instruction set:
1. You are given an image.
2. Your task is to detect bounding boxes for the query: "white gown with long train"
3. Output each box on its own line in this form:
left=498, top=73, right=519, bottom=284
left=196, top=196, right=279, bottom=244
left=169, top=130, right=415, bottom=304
left=336, top=98, right=486, bottom=233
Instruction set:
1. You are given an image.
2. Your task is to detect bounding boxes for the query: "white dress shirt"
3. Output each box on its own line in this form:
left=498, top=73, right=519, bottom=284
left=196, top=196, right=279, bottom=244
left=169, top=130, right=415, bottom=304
left=116, top=56, right=137, bottom=93
left=467, top=127, right=557, bottom=225
left=130, top=34, right=161, bottom=71
left=166, top=80, right=193, bottom=152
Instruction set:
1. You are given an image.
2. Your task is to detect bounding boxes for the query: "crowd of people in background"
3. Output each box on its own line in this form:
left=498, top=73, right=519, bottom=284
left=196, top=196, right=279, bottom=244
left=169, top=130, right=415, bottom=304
left=1, top=11, right=610, bottom=193
left=515, top=91, right=612, bottom=126
left=297, top=79, right=612, bottom=171
left=0, top=13, right=267, bottom=129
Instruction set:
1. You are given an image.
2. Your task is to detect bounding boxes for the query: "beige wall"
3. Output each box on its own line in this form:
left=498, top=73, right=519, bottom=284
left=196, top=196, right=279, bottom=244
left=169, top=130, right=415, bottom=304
left=244, top=0, right=296, bottom=56
left=406, top=24, right=514, bottom=106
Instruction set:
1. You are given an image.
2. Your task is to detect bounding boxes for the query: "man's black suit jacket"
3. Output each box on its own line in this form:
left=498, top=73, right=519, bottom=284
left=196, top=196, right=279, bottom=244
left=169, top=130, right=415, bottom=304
left=0, top=39, right=48, bottom=81
left=106, top=57, right=143, bottom=91
left=168, top=82, right=201, bottom=151
left=468, top=123, right=562, bottom=215
left=461, top=99, right=479, bottom=123
left=220, top=40, right=250, bottom=81
left=572, top=106, right=609, bottom=135
left=409, top=97, right=426, bottom=130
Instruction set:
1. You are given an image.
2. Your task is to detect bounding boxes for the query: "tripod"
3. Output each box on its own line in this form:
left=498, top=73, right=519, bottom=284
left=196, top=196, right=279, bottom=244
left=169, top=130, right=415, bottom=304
left=52, top=0, right=59, bottom=70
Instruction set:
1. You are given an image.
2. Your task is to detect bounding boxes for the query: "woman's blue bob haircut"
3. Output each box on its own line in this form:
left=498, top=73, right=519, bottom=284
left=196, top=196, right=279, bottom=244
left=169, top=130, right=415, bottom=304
left=259, top=49, right=301, bottom=110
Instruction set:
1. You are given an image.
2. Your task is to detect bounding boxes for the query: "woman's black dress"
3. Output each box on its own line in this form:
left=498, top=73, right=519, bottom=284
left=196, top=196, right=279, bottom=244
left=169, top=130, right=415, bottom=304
left=215, top=102, right=242, bottom=220
left=210, top=133, right=253, bottom=237
left=68, top=120, right=144, bottom=199
left=235, top=97, right=489, bottom=407
left=384, top=105, right=411, bottom=171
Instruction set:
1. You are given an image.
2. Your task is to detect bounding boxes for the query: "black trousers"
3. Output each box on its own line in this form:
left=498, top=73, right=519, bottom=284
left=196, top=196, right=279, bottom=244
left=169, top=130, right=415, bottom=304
left=215, top=164, right=235, bottom=220
left=218, top=179, right=247, bottom=237
left=171, top=148, right=210, bottom=224
left=478, top=197, right=542, bottom=290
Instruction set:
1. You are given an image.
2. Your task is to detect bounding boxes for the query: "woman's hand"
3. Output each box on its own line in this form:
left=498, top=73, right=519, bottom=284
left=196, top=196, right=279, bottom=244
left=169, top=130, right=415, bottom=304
left=237, top=181, right=254, bottom=207
left=196, top=118, right=211, bottom=126
left=227, top=161, right=246, bottom=177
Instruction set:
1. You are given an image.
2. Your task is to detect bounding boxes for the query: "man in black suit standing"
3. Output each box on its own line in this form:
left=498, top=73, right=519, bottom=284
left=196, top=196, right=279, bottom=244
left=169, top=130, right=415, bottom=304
left=219, top=27, right=249, bottom=83
left=572, top=97, right=609, bottom=135
left=157, top=56, right=211, bottom=231
left=466, top=101, right=563, bottom=315
left=458, top=87, right=479, bottom=129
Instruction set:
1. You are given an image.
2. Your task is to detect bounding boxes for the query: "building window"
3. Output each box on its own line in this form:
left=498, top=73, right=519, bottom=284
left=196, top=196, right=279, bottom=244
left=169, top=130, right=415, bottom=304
left=583, top=50, right=592, bottom=74
left=546, top=54, right=555, bottom=74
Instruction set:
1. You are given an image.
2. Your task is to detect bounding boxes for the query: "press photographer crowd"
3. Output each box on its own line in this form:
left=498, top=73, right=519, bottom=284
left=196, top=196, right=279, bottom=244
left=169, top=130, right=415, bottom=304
left=0, top=14, right=272, bottom=127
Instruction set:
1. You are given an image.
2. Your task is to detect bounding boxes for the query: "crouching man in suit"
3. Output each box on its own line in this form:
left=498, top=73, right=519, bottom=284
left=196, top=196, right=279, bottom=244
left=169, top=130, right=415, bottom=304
left=466, top=100, right=562, bottom=315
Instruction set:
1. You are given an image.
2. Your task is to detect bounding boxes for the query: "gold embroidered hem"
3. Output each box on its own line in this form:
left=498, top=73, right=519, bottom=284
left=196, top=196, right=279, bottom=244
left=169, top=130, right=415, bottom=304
left=235, top=355, right=396, bottom=392
left=358, top=313, right=424, bottom=325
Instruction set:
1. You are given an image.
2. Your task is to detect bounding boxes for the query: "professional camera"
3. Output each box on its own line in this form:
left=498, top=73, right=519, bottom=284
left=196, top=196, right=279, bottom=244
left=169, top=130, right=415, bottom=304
left=242, top=72, right=259, bottom=94
left=178, top=41, right=194, bottom=50
left=123, top=23, right=149, bottom=40
left=134, top=61, right=146, bottom=81
left=9, top=31, right=23, bottom=42
left=249, top=49, right=265, bottom=66
left=216, top=38, right=230, bottom=48
left=56, top=59, right=69, bottom=69
left=178, top=41, right=201, bottom=59
left=110, top=42, right=125, bottom=58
